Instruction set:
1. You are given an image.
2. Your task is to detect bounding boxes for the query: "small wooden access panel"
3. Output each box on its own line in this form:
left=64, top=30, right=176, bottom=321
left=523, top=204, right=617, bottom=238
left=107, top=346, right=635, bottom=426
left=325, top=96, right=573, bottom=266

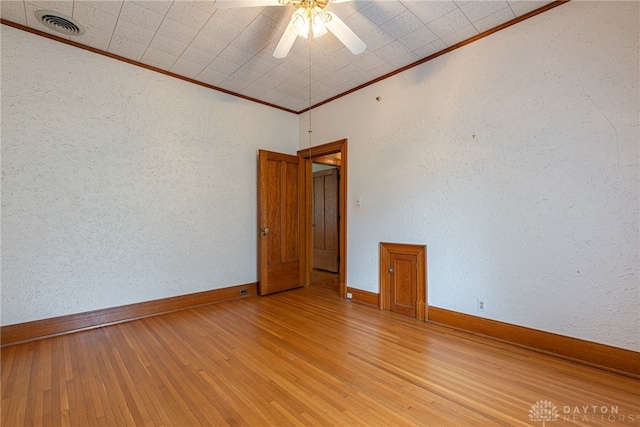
left=379, top=243, right=427, bottom=320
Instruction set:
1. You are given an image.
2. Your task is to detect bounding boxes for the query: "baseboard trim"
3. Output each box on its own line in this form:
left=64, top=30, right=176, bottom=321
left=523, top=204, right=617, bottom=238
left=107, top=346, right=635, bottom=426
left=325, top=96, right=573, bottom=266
left=428, top=306, right=640, bottom=379
left=347, top=287, right=379, bottom=307
left=1, top=283, right=257, bottom=347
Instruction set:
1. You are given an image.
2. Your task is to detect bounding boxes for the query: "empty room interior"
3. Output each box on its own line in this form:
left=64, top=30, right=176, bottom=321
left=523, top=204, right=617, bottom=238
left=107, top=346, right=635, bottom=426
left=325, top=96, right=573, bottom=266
left=1, top=0, right=639, bottom=426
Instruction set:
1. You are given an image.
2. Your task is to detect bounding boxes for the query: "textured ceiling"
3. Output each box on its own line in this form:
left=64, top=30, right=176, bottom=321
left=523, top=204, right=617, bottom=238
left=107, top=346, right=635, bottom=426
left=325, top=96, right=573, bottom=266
left=1, top=0, right=557, bottom=112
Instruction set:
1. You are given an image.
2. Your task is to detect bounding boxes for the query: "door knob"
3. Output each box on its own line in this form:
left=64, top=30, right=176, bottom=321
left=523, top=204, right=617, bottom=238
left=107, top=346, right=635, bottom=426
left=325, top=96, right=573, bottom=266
left=389, top=267, right=394, bottom=274
left=262, top=227, right=269, bottom=235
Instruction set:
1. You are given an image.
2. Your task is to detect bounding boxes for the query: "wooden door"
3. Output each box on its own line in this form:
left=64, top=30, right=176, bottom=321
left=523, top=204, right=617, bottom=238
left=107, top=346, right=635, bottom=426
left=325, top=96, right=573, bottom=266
left=313, top=169, right=339, bottom=272
left=389, top=253, right=417, bottom=317
left=258, top=150, right=305, bottom=295
left=380, top=242, right=426, bottom=320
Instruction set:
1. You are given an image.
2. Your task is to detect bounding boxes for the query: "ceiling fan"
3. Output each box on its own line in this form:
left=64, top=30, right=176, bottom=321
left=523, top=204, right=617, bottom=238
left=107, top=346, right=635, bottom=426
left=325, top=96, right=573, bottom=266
left=215, top=0, right=366, bottom=59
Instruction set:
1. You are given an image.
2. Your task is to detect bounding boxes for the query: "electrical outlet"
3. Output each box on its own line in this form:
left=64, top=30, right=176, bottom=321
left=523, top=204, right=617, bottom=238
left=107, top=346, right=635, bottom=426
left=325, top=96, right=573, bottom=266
left=346, top=292, right=353, bottom=299
left=239, top=289, right=248, bottom=296
left=477, top=299, right=485, bottom=312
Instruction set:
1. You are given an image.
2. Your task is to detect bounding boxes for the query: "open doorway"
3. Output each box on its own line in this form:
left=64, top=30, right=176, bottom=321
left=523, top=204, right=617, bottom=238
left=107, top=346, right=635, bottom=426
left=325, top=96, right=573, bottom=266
left=311, top=159, right=340, bottom=292
left=298, top=139, right=347, bottom=298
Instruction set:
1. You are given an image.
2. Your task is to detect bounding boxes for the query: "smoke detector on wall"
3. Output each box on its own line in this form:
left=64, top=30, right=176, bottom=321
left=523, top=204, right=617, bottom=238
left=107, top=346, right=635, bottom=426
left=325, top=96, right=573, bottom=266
left=34, top=10, right=85, bottom=36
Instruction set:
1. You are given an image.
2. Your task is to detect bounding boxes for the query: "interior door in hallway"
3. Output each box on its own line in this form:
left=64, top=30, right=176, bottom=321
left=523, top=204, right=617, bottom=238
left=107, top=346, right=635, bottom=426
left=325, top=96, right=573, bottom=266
left=258, top=150, right=305, bottom=295
left=313, top=168, right=339, bottom=273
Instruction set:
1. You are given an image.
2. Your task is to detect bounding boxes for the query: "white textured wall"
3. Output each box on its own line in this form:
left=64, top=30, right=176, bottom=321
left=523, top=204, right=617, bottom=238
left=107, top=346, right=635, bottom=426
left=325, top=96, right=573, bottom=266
left=1, top=26, right=298, bottom=326
left=299, top=2, right=639, bottom=351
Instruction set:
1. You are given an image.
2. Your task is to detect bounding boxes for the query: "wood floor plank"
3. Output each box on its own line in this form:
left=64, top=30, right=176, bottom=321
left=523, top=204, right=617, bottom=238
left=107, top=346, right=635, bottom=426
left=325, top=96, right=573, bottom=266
left=47, top=338, right=63, bottom=427
left=2, top=283, right=639, bottom=426
left=8, top=342, right=34, bottom=426
left=27, top=339, right=44, bottom=426
left=92, top=328, right=142, bottom=426
left=116, top=324, right=178, bottom=427
left=2, top=345, right=22, bottom=426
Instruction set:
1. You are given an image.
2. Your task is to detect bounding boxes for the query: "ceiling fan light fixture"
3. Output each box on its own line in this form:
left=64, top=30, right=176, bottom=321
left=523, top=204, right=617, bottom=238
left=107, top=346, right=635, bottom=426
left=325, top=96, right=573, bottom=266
left=292, top=8, right=309, bottom=38
left=290, top=3, right=330, bottom=39
left=311, top=7, right=329, bottom=38
left=272, top=0, right=366, bottom=58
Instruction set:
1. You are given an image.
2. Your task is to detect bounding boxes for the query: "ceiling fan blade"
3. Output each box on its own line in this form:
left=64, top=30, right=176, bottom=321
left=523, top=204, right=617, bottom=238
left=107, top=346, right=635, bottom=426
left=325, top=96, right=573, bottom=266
left=273, top=21, right=299, bottom=59
left=215, top=0, right=284, bottom=8
left=324, top=12, right=366, bottom=55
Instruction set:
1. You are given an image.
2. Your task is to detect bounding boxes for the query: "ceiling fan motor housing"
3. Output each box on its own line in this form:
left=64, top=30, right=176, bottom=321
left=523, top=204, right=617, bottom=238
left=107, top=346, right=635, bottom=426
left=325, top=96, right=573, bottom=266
left=293, top=0, right=330, bottom=9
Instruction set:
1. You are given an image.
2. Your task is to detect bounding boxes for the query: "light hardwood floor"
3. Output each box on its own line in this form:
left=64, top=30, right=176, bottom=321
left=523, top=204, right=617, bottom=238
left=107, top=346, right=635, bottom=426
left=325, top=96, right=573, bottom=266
left=2, top=283, right=639, bottom=426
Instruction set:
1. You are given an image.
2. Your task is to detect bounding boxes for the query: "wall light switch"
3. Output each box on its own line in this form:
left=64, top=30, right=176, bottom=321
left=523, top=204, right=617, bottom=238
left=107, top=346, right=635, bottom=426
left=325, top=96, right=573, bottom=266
left=355, top=197, right=362, bottom=207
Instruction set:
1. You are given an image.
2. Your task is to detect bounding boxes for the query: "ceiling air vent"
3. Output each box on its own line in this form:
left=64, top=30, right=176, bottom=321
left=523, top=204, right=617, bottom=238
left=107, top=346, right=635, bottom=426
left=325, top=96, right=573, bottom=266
left=34, top=10, right=85, bottom=36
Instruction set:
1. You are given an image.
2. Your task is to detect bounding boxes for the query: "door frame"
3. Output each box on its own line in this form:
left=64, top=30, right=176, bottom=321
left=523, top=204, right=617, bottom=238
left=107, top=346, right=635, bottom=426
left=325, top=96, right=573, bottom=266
left=298, top=139, right=347, bottom=298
